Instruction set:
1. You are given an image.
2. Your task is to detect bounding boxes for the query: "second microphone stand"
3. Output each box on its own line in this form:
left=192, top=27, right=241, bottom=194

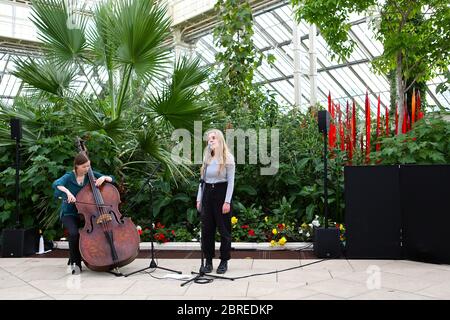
left=122, top=165, right=181, bottom=277
left=181, top=161, right=233, bottom=286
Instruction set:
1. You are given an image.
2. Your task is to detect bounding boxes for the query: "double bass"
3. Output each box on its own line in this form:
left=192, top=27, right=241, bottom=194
left=75, top=138, right=140, bottom=272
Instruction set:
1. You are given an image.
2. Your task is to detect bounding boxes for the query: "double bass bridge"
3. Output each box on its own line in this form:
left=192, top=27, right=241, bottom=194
left=96, top=213, right=113, bottom=224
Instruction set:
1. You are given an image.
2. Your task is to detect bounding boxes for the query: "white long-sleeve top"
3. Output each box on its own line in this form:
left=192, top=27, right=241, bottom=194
left=196, top=155, right=235, bottom=203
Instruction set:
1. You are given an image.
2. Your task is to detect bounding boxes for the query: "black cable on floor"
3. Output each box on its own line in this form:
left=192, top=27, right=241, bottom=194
left=228, top=257, right=329, bottom=280
left=141, top=245, right=333, bottom=284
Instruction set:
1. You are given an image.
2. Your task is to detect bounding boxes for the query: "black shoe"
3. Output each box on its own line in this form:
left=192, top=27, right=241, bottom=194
left=216, top=260, right=228, bottom=274
left=203, top=259, right=213, bottom=274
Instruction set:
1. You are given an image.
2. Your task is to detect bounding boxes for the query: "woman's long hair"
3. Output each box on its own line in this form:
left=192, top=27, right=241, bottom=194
left=200, top=129, right=233, bottom=176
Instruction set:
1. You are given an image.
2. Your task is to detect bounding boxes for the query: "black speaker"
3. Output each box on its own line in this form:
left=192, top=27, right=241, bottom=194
left=1, top=228, right=38, bottom=257
left=10, top=118, right=22, bottom=140
left=318, top=110, right=330, bottom=134
left=313, top=228, right=341, bottom=258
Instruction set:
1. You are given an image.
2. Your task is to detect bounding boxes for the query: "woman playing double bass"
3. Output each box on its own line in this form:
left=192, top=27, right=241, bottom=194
left=52, top=152, right=114, bottom=274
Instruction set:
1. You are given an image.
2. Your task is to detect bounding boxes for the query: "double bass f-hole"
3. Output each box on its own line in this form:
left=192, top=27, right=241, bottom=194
left=87, top=215, right=96, bottom=234
left=109, top=210, right=125, bottom=225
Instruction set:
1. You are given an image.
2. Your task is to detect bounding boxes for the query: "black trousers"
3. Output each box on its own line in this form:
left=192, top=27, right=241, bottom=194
left=200, top=182, right=232, bottom=261
left=61, top=215, right=82, bottom=265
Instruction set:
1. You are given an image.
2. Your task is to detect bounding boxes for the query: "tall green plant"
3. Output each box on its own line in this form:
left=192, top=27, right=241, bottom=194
left=0, top=0, right=213, bottom=232
left=291, top=0, right=450, bottom=130
left=210, top=0, right=276, bottom=124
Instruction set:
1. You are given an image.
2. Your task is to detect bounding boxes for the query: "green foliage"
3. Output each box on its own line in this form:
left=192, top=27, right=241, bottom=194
left=0, top=0, right=209, bottom=238
left=291, top=0, right=450, bottom=111
left=291, top=0, right=376, bottom=61
left=231, top=204, right=267, bottom=242
left=209, top=0, right=278, bottom=124
left=372, top=0, right=450, bottom=86
left=373, top=114, right=450, bottom=164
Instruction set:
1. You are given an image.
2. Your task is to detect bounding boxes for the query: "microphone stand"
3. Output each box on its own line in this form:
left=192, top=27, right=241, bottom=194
left=181, top=155, right=233, bottom=286
left=122, top=164, right=181, bottom=277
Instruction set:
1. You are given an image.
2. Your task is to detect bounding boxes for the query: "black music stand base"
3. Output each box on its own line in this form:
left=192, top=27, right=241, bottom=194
left=123, top=259, right=182, bottom=277
left=180, top=256, right=234, bottom=286
left=122, top=237, right=182, bottom=277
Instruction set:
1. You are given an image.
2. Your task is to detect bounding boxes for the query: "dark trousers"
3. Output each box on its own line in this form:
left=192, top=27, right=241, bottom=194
left=200, top=182, right=232, bottom=261
left=61, top=215, right=82, bottom=265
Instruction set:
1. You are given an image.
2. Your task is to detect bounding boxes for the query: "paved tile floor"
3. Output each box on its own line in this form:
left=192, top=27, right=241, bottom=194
left=1, top=257, right=450, bottom=300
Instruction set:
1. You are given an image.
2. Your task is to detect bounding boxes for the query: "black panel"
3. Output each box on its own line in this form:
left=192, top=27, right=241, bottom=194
left=401, top=165, right=450, bottom=264
left=344, top=166, right=402, bottom=259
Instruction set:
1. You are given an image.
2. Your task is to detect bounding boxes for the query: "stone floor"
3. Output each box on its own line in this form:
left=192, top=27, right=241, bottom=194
left=1, top=255, right=450, bottom=300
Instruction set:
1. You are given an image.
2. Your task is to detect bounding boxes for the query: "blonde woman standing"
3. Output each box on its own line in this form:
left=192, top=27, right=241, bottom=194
left=196, top=129, right=235, bottom=274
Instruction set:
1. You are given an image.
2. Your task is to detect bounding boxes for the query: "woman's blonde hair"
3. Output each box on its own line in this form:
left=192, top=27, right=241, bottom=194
left=200, top=129, right=233, bottom=176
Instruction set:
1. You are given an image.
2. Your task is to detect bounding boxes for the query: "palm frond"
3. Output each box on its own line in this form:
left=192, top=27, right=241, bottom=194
left=172, top=56, right=210, bottom=91
left=86, top=1, right=119, bottom=78
left=145, top=57, right=212, bottom=132
left=111, top=0, right=172, bottom=80
left=12, top=57, right=76, bottom=97
left=0, top=103, right=40, bottom=147
left=125, top=127, right=193, bottom=185
left=69, top=96, right=126, bottom=140
left=30, top=0, right=88, bottom=66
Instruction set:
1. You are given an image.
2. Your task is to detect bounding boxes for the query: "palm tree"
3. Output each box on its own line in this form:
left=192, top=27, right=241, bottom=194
left=7, top=0, right=212, bottom=179
left=0, top=0, right=214, bottom=229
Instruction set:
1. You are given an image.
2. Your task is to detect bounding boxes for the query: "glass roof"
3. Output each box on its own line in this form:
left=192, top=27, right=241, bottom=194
left=0, top=0, right=448, bottom=111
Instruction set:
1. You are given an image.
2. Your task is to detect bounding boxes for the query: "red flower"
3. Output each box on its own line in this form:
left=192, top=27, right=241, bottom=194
left=156, top=222, right=165, bottom=229
left=277, top=223, right=284, bottom=230
left=248, top=229, right=255, bottom=237
left=137, top=229, right=143, bottom=236
left=171, top=230, right=176, bottom=236
left=154, top=233, right=165, bottom=241
left=241, top=225, right=249, bottom=229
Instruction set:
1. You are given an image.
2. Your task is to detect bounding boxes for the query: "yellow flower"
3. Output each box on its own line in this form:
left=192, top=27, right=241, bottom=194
left=231, top=216, right=238, bottom=225
left=282, top=223, right=285, bottom=228
left=264, top=216, right=269, bottom=223
left=278, top=237, right=287, bottom=245
left=270, top=240, right=276, bottom=246
left=340, top=224, right=345, bottom=231
left=301, top=223, right=308, bottom=228
left=272, top=228, right=278, bottom=235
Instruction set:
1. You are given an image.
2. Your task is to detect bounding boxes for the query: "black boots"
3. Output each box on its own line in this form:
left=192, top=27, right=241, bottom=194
left=203, top=258, right=213, bottom=273
left=217, top=260, right=228, bottom=274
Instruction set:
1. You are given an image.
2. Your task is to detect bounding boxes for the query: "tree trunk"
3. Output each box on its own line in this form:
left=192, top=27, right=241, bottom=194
left=396, top=52, right=404, bottom=135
